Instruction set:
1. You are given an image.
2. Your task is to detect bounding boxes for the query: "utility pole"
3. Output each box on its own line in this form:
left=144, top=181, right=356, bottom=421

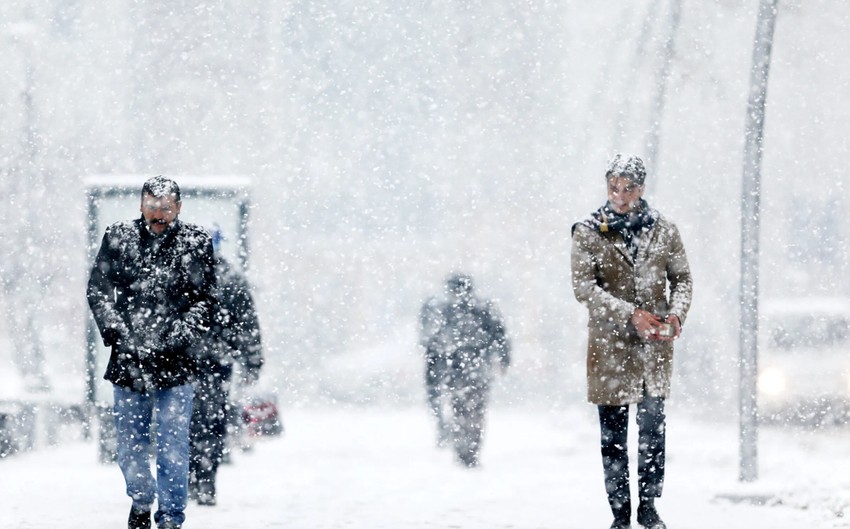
left=739, top=0, right=779, bottom=483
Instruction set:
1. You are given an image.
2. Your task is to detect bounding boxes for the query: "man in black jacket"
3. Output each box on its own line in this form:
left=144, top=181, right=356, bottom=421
left=189, top=229, right=264, bottom=507
left=87, top=176, right=216, bottom=529
left=419, top=273, right=511, bottom=467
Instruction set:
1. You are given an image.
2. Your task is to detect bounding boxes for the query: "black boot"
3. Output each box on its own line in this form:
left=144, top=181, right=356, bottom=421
left=128, top=506, right=151, bottom=529
left=637, top=499, right=666, bottom=529
left=196, top=480, right=217, bottom=506
left=188, top=475, right=199, bottom=502
left=608, top=496, right=631, bottom=529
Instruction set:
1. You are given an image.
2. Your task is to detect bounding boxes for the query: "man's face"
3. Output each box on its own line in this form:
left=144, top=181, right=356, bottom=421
left=140, top=192, right=181, bottom=235
left=606, top=176, right=644, bottom=214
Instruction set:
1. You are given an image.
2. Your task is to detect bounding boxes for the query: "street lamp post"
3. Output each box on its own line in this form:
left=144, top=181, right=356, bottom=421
left=739, top=0, right=779, bottom=483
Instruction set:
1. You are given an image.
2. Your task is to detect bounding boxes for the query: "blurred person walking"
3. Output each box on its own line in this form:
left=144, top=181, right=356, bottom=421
left=418, top=273, right=511, bottom=467
left=87, top=176, right=216, bottom=529
left=571, top=154, right=693, bottom=529
left=188, top=227, right=264, bottom=506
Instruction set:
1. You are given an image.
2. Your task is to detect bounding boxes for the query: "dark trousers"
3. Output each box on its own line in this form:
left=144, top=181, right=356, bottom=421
left=449, top=378, right=489, bottom=467
left=189, top=362, right=233, bottom=493
left=597, top=392, right=666, bottom=520
left=425, top=348, right=491, bottom=467
left=425, top=348, right=448, bottom=437
left=447, top=349, right=490, bottom=467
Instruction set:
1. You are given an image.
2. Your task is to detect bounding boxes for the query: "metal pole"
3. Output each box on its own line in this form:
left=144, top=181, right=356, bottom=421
left=739, top=0, right=778, bottom=483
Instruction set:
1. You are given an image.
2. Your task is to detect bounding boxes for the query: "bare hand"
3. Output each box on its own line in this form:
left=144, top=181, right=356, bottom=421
left=666, top=314, right=682, bottom=340
left=630, top=308, right=664, bottom=341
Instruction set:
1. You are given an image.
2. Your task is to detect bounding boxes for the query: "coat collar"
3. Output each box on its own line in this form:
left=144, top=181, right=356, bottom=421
left=574, top=206, right=661, bottom=266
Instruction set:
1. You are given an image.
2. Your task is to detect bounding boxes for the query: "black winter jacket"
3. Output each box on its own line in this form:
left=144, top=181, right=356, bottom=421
left=87, top=217, right=216, bottom=392
left=420, top=295, right=511, bottom=372
left=191, top=257, right=264, bottom=379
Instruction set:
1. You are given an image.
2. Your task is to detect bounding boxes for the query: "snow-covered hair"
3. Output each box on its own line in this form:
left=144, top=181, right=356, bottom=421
left=142, top=175, right=181, bottom=202
left=605, top=154, right=646, bottom=186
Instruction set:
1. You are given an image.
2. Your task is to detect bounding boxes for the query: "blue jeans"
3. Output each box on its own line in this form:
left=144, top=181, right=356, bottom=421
left=113, top=383, right=194, bottom=527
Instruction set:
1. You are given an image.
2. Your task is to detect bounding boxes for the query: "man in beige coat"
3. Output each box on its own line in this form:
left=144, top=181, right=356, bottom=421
left=571, top=154, right=693, bottom=529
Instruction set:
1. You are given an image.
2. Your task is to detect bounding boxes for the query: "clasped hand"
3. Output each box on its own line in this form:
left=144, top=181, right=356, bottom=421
left=630, top=308, right=681, bottom=341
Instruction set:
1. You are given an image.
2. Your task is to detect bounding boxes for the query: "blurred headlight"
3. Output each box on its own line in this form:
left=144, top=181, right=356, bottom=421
left=758, top=366, right=787, bottom=397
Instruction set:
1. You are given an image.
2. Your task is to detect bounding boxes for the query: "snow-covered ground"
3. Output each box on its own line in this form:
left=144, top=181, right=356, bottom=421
left=1, top=405, right=848, bottom=529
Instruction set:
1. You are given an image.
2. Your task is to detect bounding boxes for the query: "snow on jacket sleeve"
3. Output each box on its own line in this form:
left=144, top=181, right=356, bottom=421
left=219, top=269, right=264, bottom=377
left=664, top=222, right=693, bottom=325
left=483, top=301, right=511, bottom=368
left=87, top=225, right=130, bottom=347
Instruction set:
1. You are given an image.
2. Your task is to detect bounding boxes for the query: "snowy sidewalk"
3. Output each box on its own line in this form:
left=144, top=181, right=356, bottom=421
left=1, top=406, right=848, bottom=528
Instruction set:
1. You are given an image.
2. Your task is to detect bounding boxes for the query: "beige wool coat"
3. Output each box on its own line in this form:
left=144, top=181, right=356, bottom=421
left=571, top=208, right=693, bottom=406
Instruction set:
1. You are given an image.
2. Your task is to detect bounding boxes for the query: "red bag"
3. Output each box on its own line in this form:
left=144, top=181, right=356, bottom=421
left=241, top=392, right=283, bottom=437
